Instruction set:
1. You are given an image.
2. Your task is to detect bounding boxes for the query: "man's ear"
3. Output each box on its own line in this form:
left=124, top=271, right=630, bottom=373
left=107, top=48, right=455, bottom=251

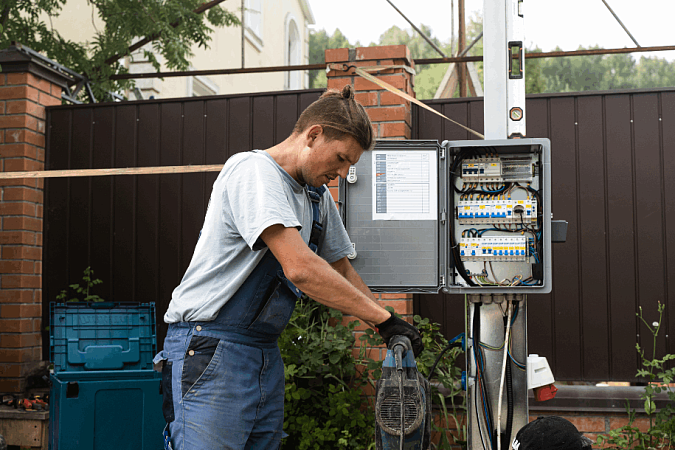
left=306, top=125, right=323, bottom=146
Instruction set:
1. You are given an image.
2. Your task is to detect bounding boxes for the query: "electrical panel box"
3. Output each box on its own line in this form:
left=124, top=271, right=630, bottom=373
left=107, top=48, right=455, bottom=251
left=339, top=139, right=551, bottom=294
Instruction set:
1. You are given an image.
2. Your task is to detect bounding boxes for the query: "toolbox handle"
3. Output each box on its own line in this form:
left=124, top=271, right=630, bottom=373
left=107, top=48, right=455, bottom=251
left=67, top=337, right=140, bottom=370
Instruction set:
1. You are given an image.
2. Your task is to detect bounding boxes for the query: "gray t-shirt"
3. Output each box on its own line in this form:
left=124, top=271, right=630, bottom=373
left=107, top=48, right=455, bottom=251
left=164, top=150, right=353, bottom=323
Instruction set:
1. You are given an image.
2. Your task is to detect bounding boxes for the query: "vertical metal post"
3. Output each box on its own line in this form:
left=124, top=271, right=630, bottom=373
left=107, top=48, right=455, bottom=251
left=467, top=296, right=528, bottom=450
left=241, top=0, right=246, bottom=68
left=458, top=0, right=467, bottom=97
left=483, top=0, right=526, bottom=139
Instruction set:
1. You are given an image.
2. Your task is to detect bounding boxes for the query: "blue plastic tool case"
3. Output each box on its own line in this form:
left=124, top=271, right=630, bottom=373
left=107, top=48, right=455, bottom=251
left=49, top=302, right=164, bottom=450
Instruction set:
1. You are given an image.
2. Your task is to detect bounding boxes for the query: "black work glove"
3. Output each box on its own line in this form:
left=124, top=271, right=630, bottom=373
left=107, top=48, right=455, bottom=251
left=375, top=312, right=424, bottom=357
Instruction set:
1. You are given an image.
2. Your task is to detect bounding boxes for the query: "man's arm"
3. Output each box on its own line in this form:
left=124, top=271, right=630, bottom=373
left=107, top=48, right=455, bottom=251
left=330, top=256, right=381, bottom=328
left=260, top=224, right=390, bottom=325
left=260, top=224, right=424, bottom=356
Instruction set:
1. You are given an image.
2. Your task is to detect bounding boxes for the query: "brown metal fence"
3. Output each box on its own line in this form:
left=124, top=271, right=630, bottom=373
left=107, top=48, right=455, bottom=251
left=413, top=88, right=675, bottom=381
left=43, top=89, right=324, bottom=356
left=44, top=87, right=675, bottom=381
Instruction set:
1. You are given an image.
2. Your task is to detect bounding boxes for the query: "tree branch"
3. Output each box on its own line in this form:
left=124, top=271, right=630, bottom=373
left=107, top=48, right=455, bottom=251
left=102, top=0, right=228, bottom=66
left=0, top=5, right=11, bottom=29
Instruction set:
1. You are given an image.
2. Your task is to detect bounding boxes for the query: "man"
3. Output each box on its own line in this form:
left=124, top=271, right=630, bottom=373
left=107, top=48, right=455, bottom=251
left=512, top=416, right=594, bottom=450
left=155, top=85, right=423, bottom=450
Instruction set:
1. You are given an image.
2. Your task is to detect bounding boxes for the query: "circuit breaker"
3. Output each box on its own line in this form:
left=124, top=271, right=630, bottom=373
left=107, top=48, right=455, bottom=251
left=339, top=138, right=551, bottom=294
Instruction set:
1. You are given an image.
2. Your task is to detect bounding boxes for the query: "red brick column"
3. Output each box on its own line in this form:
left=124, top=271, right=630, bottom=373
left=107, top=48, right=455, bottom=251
left=0, top=45, right=68, bottom=393
left=325, top=45, right=415, bottom=363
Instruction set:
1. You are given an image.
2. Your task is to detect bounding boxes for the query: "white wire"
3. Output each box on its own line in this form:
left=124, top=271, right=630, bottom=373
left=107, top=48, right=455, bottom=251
left=496, top=303, right=513, bottom=450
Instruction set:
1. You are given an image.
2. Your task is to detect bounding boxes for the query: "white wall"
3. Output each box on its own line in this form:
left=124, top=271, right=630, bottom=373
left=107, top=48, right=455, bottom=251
left=41, top=0, right=313, bottom=99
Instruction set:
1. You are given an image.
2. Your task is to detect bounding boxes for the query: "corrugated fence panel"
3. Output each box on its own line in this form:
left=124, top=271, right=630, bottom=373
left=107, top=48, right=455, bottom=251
left=576, top=96, right=609, bottom=380
left=45, top=87, right=673, bottom=380
left=604, top=94, right=638, bottom=381
left=413, top=88, right=675, bottom=381
left=44, top=89, right=324, bottom=356
left=633, top=94, right=668, bottom=361
left=549, top=96, right=583, bottom=380
left=135, top=103, right=161, bottom=305
left=662, top=92, right=675, bottom=373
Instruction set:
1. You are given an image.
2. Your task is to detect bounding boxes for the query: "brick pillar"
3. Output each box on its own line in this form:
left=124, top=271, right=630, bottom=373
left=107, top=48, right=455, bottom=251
left=0, top=45, right=69, bottom=393
left=325, top=45, right=415, bottom=365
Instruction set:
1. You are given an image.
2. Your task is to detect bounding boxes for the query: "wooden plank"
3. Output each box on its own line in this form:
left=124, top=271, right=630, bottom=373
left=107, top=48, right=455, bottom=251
left=0, top=416, right=48, bottom=448
left=0, top=164, right=224, bottom=179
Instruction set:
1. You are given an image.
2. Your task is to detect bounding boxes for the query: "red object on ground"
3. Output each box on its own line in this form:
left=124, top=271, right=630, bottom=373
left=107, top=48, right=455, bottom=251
left=534, top=383, right=558, bottom=401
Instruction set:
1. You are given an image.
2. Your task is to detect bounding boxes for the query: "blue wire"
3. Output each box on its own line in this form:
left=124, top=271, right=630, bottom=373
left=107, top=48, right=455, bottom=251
left=473, top=343, right=493, bottom=448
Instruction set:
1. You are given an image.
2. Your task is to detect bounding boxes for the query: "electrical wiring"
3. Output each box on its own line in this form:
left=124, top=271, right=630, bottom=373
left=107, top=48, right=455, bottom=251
left=453, top=148, right=545, bottom=289
left=473, top=339, right=490, bottom=447
left=497, top=303, right=513, bottom=450
left=472, top=303, right=495, bottom=450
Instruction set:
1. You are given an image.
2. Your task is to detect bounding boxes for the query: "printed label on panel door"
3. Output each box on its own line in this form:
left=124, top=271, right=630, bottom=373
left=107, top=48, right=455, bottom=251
left=372, top=150, right=437, bottom=221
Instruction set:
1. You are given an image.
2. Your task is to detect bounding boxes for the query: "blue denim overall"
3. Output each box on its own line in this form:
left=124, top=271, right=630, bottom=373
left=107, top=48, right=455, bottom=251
left=156, top=186, right=325, bottom=450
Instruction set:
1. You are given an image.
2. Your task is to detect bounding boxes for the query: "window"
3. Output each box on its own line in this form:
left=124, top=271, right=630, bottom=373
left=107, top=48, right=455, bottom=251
left=244, top=0, right=263, bottom=50
left=186, top=75, right=219, bottom=97
left=285, top=15, right=301, bottom=90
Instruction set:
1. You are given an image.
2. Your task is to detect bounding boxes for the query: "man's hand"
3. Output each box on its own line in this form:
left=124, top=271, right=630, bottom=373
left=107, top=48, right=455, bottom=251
left=376, top=312, right=424, bottom=357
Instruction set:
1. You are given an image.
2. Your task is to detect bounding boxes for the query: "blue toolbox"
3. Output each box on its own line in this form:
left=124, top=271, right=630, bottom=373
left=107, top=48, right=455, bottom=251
left=49, top=302, right=164, bottom=450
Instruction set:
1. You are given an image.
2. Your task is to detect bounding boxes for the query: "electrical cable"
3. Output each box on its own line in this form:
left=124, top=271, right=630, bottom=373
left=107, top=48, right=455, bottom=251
left=427, top=334, right=464, bottom=381
left=473, top=303, right=495, bottom=449
left=451, top=150, right=478, bottom=286
left=496, top=303, right=513, bottom=450
left=503, top=344, right=514, bottom=450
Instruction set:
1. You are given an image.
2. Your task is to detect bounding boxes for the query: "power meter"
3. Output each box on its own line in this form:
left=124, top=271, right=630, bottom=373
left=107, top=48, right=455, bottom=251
left=339, top=138, right=551, bottom=294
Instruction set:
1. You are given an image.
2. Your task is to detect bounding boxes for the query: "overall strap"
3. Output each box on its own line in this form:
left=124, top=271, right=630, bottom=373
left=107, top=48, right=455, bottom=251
left=306, top=185, right=326, bottom=254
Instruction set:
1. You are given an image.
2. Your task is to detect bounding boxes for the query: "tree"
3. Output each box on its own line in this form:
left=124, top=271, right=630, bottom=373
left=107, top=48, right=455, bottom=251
left=308, top=28, right=357, bottom=89
left=0, top=0, right=240, bottom=101
left=635, top=56, right=675, bottom=89
left=538, top=46, right=675, bottom=93
left=377, top=24, right=454, bottom=99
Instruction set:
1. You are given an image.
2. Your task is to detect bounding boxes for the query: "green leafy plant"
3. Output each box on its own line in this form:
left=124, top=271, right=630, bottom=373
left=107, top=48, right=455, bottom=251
left=0, top=0, right=240, bottom=101
left=283, top=301, right=466, bottom=450
left=597, top=302, right=675, bottom=449
left=413, top=315, right=467, bottom=450
left=280, top=297, right=376, bottom=450
left=55, top=267, right=105, bottom=303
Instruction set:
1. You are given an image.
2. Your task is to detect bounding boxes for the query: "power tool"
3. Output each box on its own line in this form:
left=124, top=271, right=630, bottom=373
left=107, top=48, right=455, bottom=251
left=375, top=336, right=432, bottom=450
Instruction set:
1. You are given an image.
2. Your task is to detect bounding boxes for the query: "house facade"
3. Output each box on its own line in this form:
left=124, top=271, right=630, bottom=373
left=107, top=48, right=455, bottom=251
left=45, top=0, right=315, bottom=99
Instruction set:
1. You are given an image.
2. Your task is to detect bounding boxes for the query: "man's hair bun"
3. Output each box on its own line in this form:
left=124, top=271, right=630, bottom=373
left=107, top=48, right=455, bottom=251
left=341, top=84, right=355, bottom=100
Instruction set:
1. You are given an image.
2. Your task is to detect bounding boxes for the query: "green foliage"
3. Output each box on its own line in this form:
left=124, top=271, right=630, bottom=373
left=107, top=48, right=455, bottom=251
left=280, top=297, right=375, bottom=450
left=308, top=28, right=360, bottom=89
left=0, top=0, right=239, bottom=101
left=309, top=17, right=675, bottom=99
left=413, top=315, right=467, bottom=449
left=378, top=24, right=455, bottom=100
left=280, top=300, right=466, bottom=450
left=56, top=267, right=105, bottom=302
left=538, top=46, right=675, bottom=93
left=596, top=302, right=675, bottom=449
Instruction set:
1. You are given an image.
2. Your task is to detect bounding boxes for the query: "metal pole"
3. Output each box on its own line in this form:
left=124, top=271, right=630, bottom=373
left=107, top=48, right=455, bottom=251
left=241, top=0, right=245, bottom=68
left=107, top=45, right=675, bottom=81
left=450, top=0, right=455, bottom=55
left=458, top=0, right=466, bottom=97
left=600, top=0, right=640, bottom=47
left=384, top=0, right=448, bottom=58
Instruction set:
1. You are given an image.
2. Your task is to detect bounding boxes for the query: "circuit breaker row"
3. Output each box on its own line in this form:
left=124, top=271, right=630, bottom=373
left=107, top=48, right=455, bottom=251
left=461, top=156, right=533, bottom=182
left=457, top=199, right=537, bottom=225
left=459, top=237, right=528, bottom=262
